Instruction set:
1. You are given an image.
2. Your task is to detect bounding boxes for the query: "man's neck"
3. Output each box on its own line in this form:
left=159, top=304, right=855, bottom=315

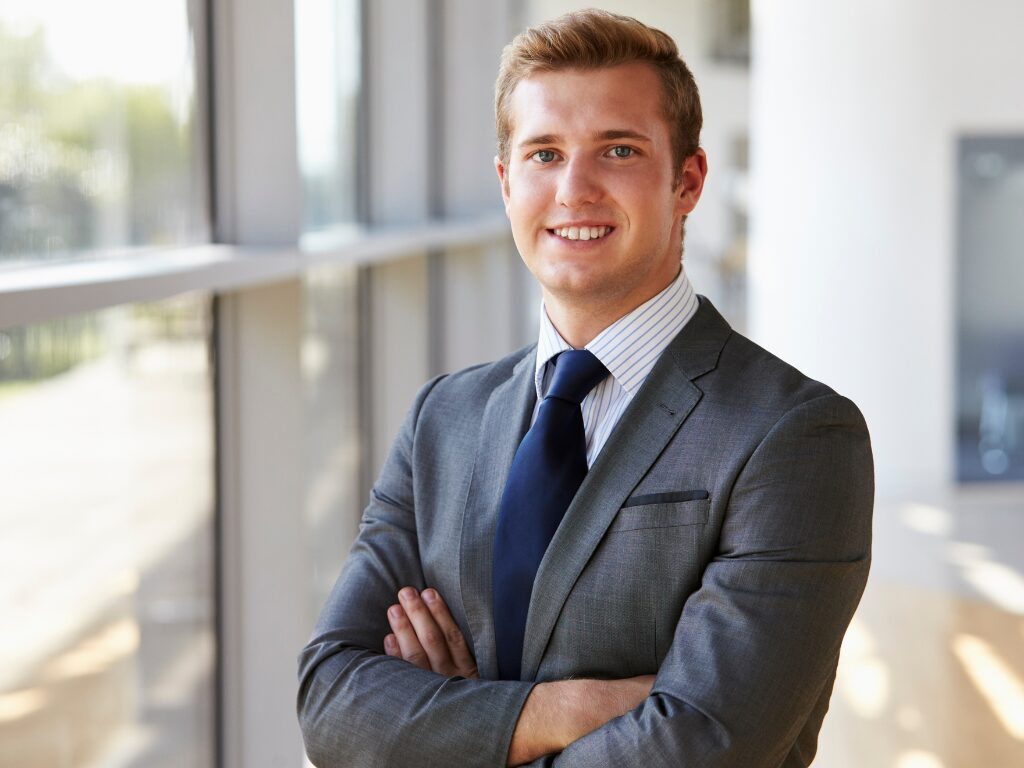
left=543, top=301, right=626, bottom=349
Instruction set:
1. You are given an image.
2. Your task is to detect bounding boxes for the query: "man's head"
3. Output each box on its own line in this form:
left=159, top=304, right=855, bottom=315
left=493, top=10, right=707, bottom=333
left=495, top=9, right=702, bottom=184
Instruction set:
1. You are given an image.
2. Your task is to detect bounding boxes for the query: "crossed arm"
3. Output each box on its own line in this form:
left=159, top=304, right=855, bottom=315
left=297, top=378, right=658, bottom=767
left=298, top=381, right=874, bottom=767
left=383, top=586, right=653, bottom=766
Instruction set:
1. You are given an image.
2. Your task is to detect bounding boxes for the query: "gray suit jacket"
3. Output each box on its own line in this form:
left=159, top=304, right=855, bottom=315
left=298, top=296, right=874, bottom=767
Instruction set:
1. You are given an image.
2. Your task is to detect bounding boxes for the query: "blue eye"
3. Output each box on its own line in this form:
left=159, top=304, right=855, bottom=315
left=610, top=146, right=634, bottom=158
left=532, top=150, right=557, bottom=163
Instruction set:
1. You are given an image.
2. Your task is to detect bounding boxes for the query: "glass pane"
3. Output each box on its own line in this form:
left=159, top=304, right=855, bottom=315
left=956, top=136, right=1024, bottom=481
left=295, top=0, right=362, bottom=231
left=0, top=0, right=209, bottom=268
left=303, top=264, right=361, bottom=615
left=0, top=294, right=216, bottom=767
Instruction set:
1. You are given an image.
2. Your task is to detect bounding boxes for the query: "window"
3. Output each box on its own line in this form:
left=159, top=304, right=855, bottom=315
left=956, top=136, right=1024, bottom=481
left=295, top=0, right=362, bottom=231
left=0, top=294, right=216, bottom=766
left=0, top=0, right=209, bottom=268
left=303, top=265, right=362, bottom=613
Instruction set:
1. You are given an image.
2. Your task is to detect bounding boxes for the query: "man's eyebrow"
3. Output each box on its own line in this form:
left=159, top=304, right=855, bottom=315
left=517, top=129, right=653, bottom=148
left=597, top=129, right=652, bottom=143
left=518, top=134, right=560, bottom=148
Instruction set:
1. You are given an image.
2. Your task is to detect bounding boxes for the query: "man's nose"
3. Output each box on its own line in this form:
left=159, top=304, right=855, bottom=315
left=555, top=158, right=603, bottom=208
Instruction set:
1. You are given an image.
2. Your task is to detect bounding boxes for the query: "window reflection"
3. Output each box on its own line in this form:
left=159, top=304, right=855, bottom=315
left=0, top=0, right=209, bottom=267
left=295, top=0, right=362, bottom=231
left=0, top=295, right=215, bottom=767
left=303, top=265, right=362, bottom=615
left=956, top=136, right=1024, bottom=481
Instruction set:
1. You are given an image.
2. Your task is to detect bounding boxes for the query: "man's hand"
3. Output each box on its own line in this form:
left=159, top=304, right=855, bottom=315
left=507, top=675, right=654, bottom=766
left=384, top=586, right=654, bottom=765
left=385, top=586, right=479, bottom=679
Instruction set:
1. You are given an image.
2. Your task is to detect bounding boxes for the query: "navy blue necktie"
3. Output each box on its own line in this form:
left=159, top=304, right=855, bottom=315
left=492, top=349, right=609, bottom=680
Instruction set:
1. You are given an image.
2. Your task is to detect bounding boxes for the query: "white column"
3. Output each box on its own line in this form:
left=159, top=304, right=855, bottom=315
left=218, top=283, right=305, bottom=768
left=748, top=0, right=1024, bottom=498
left=211, top=0, right=306, bottom=765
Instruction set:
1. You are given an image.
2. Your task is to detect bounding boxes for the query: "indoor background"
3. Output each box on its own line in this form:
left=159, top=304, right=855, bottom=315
left=0, top=1, right=1021, bottom=766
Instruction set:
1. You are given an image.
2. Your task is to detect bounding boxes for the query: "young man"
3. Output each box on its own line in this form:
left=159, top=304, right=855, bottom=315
left=298, top=10, right=873, bottom=767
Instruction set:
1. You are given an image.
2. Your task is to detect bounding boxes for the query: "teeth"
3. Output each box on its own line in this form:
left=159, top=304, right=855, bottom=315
left=554, top=226, right=610, bottom=241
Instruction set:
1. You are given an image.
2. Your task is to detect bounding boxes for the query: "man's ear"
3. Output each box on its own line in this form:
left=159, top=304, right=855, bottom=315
left=675, top=148, right=708, bottom=216
left=495, top=155, right=511, bottom=215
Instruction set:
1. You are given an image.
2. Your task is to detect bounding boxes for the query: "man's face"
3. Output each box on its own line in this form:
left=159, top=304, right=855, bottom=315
left=496, top=62, right=706, bottom=317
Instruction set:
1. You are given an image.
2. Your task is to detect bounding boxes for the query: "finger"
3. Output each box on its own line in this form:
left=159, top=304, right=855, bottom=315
left=398, top=587, right=456, bottom=674
left=422, top=588, right=478, bottom=678
left=383, top=633, right=400, bottom=657
left=387, top=603, right=430, bottom=670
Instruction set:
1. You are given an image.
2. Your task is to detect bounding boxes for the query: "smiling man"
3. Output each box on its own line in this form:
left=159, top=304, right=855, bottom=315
left=496, top=60, right=704, bottom=350
left=298, top=10, right=873, bottom=768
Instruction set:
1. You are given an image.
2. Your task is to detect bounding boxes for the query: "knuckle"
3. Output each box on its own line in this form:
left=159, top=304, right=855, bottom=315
left=445, top=628, right=464, bottom=646
left=405, top=599, right=428, bottom=616
left=420, top=629, right=443, bottom=647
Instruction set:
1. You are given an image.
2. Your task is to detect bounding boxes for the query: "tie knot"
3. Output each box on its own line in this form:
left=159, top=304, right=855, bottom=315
left=546, top=350, right=609, bottom=405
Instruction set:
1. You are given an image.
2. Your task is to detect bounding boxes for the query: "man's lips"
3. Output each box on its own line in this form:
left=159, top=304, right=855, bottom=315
left=546, top=225, right=615, bottom=242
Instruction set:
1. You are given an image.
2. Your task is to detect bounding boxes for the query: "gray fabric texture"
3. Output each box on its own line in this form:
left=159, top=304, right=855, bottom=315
left=297, top=296, right=874, bottom=767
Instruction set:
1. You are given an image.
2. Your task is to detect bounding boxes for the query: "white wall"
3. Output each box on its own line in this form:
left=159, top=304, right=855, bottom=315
left=441, top=0, right=519, bottom=216
left=749, top=0, right=1024, bottom=498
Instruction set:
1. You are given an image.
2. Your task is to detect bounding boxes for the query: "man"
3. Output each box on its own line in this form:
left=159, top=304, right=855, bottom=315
left=298, top=10, right=873, bottom=767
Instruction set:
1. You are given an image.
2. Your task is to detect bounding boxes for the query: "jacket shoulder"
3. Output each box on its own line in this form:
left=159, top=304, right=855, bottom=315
left=412, top=343, right=535, bottom=422
left=710, top=329, right=858, bottom=417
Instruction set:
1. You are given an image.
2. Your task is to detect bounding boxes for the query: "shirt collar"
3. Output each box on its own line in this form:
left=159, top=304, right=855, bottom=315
left=534, top=263, right=697, bottom=399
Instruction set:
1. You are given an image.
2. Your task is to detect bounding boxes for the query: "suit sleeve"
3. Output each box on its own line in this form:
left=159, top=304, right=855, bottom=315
left=297, top=376, right=536, bottom=768
left=535, top=392, right=874, bottom=767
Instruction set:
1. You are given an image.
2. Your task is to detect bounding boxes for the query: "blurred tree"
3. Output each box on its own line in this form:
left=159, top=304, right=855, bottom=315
left=0, top=17, right=199, bottom=382
left=0, top=19, right=198, bottom=263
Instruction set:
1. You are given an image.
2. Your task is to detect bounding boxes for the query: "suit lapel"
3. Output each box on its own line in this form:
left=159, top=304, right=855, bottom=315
left=520, top=296, right=731, bottom=680
left=459, top=347, right=537, bottom=680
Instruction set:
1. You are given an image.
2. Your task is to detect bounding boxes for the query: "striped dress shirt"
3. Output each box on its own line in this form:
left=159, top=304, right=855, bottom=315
left=534, top=264, right=699, bottom=468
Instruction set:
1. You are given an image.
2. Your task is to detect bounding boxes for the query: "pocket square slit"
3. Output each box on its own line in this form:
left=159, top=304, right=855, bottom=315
left=622, top=490, right=709, bottom=508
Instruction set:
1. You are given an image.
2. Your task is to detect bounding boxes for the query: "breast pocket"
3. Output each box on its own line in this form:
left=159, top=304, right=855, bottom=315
left=544, top=494, right=710, bottom=678
left=609, top=496, right=710, bottom=532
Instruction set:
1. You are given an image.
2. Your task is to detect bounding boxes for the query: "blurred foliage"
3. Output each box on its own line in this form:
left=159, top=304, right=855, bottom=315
left=0, top=16, right=206, bottom=382
left=131, top=294, right=210, bottom=340
left=0, top=18, right=203, bottom=264
left=0, top=296, right=208, bottom=385
left=0, top=316, right=103, bottom=384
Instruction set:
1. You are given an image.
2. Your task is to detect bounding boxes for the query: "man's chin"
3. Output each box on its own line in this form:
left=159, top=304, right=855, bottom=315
left=539, top=271, right=627, bottom=308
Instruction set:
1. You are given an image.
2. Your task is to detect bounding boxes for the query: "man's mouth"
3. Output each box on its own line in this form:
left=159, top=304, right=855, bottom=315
left=549, top=225, right=614, bottom=242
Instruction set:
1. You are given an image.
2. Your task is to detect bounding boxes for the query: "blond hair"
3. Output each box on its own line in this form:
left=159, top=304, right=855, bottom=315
left=495, top=9, right=702, bottom=180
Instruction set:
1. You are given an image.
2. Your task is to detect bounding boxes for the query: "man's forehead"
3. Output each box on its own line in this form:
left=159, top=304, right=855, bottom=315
left=508, top=64, right=666, bottom=144
left=510, top=63, right=661, bottom=101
